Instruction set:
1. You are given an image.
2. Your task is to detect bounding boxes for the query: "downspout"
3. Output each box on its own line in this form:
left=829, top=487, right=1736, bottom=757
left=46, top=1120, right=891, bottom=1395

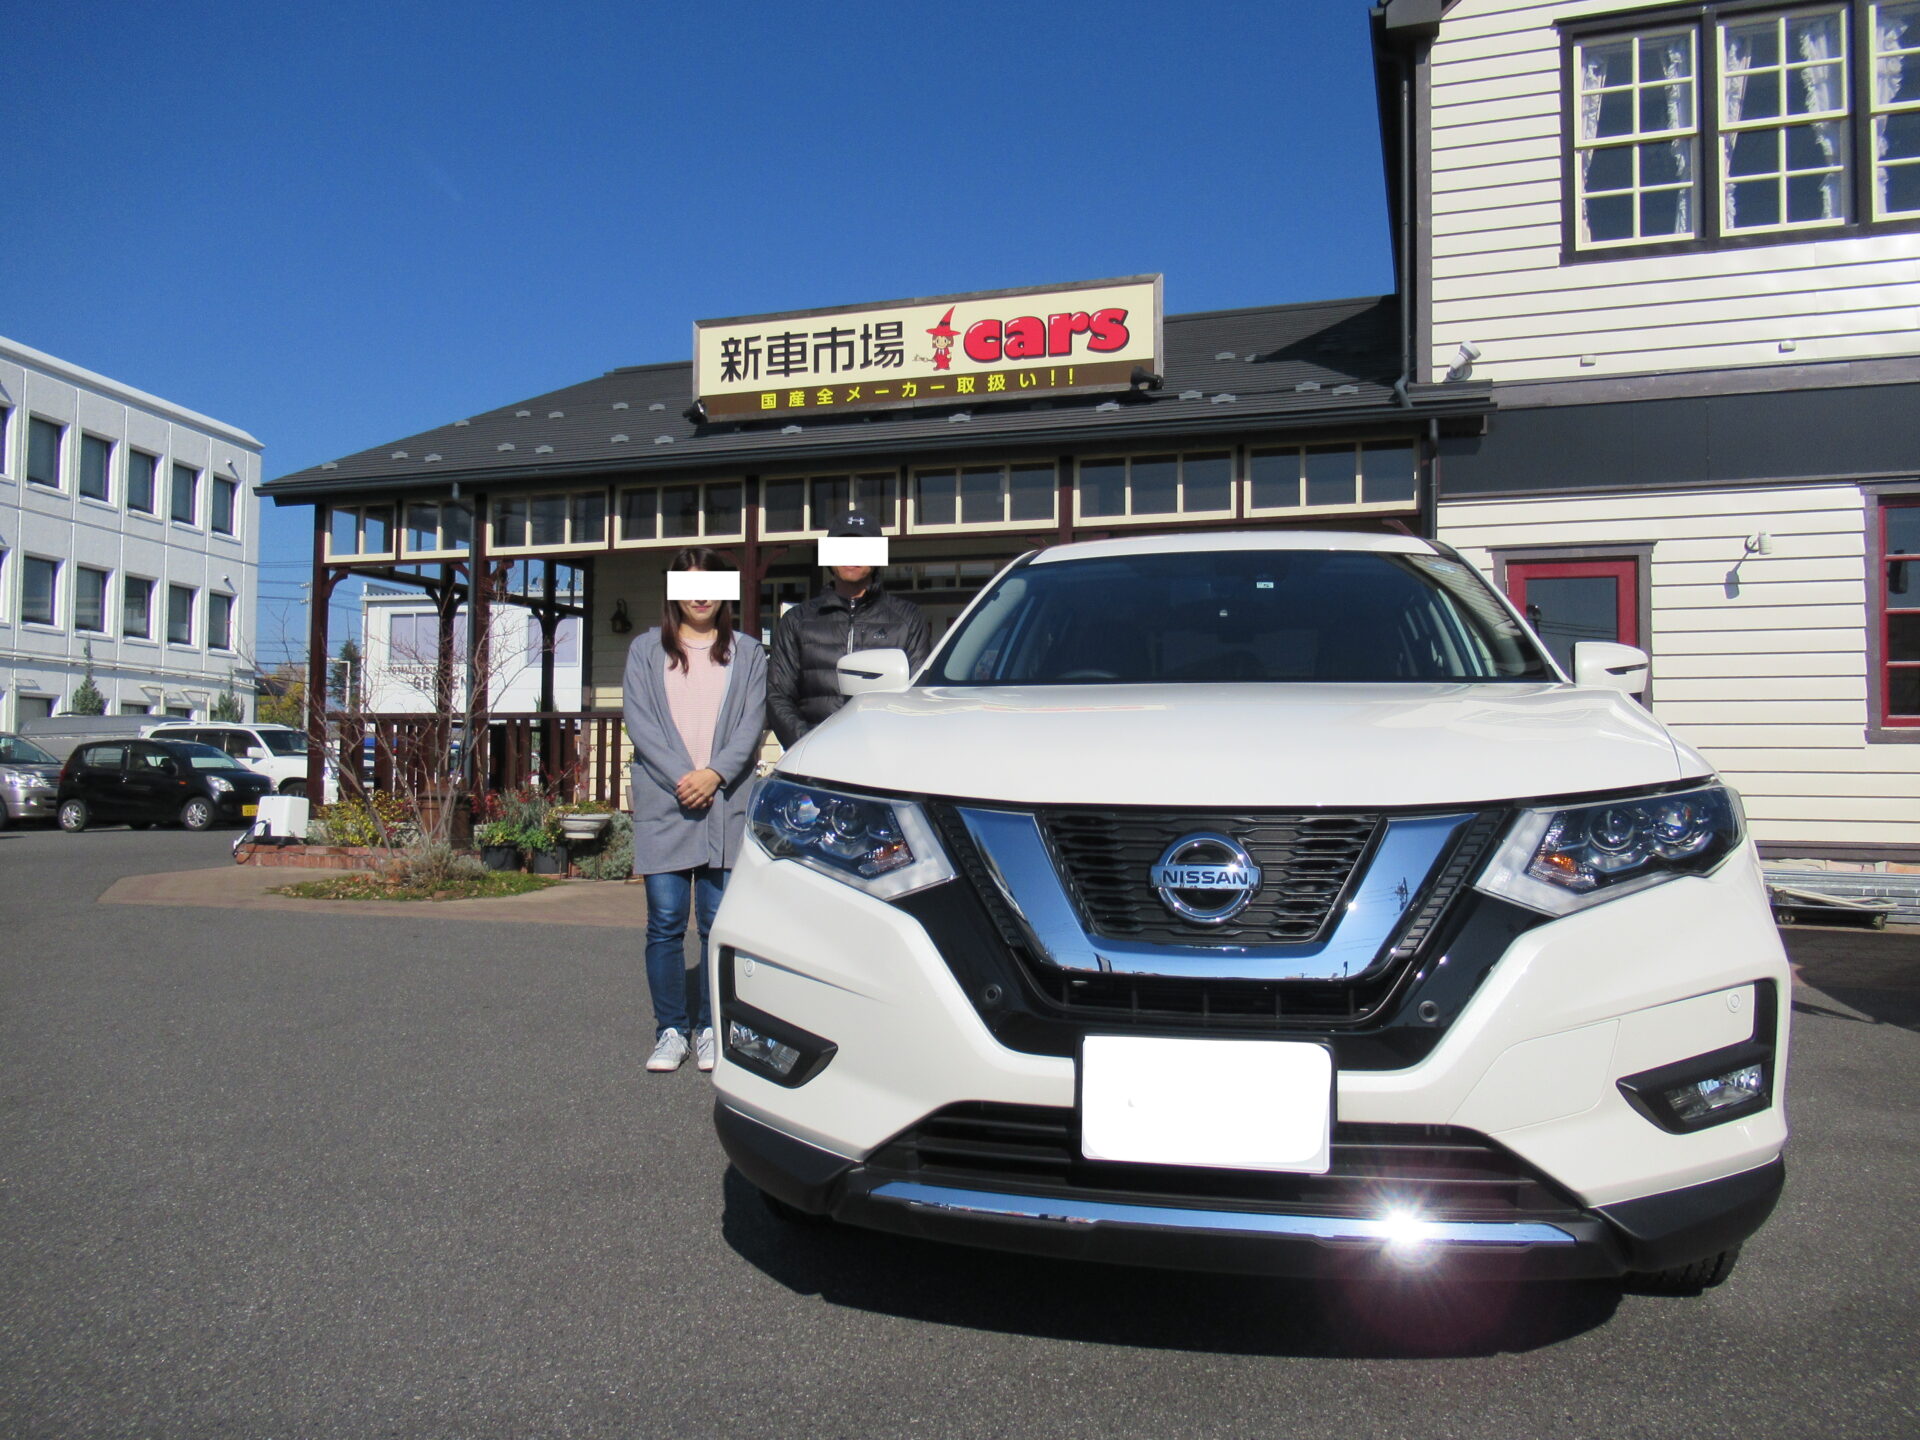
left=1393, top=49, right=1414, bottom=410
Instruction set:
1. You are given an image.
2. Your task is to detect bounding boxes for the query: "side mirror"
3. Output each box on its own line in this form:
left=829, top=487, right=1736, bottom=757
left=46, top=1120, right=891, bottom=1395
left=246, top=747, right=268, bottom=760
left=837, top=648, right=912, bottom=697
left=1572, top=641, right=1650, bottom=696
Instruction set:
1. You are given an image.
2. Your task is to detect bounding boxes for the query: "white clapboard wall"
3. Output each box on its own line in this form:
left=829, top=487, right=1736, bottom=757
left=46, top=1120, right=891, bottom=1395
left=1440, top=483, right=1920, bottom=850
left=1428, top=1, right=1920, bottom=384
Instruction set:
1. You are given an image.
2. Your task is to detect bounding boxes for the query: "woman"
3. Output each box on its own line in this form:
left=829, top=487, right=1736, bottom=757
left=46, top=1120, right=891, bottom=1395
left=622, top=547, right=767, bottom=1074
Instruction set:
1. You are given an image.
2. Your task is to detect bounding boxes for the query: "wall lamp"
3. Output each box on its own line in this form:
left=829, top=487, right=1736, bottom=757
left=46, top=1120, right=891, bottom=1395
left=1444, top=341, right=1482, bottom=383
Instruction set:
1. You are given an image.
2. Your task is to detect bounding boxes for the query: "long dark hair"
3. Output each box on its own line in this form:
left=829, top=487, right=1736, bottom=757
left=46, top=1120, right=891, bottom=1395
left=660, top=546, right=737, bottom=672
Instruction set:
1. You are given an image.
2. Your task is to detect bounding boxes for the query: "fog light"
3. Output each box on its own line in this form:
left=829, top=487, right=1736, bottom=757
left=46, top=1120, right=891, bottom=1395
left=1665, top=1064, right=1765, bottom=1124
left=726, top=1020, right=802, bottom=1077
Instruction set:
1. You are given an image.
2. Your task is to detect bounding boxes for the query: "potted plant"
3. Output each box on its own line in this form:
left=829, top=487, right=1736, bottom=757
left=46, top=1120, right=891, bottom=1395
left=555, top=798, right=615, bottom=841
left=474, top=819, right=522, bottom=871
left=524, top=825, right=565, bottom=875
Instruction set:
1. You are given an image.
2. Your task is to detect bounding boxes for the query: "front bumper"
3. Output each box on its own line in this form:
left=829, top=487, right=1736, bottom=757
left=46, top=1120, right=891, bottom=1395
left=717, top=1099, right=1784, bottom=1280
left=4, top=783, right=58, bottom=821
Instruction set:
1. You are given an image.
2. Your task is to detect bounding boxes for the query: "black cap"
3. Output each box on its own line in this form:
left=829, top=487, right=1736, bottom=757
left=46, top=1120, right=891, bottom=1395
left=827, top=510, right=881, bottom=539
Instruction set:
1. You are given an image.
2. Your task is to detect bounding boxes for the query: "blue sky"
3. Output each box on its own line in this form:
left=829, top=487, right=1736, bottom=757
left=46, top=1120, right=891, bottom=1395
left=3, top=1, right=1397, bottom=667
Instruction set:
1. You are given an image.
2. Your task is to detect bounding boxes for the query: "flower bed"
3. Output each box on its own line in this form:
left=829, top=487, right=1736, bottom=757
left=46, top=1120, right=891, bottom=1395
left=235, top=842, right=411, bottom=872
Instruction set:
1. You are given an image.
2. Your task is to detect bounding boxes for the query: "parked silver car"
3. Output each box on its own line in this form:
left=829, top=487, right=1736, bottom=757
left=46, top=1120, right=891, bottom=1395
left=0, top=733, right=63, bottom=827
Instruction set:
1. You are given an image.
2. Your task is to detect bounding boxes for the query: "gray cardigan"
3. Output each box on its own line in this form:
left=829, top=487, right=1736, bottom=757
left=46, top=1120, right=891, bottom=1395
left=622, top=628, right=768, bottom=874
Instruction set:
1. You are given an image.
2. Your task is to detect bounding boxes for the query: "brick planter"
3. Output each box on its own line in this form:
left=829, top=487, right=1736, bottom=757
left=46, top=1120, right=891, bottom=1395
left=235, top=843, right=411, bottom=872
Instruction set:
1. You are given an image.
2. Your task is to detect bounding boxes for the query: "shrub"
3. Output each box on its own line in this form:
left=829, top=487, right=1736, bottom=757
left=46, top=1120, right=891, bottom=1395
left=396, top=839, right=486, bottom=888
left=313, top=790, right=414, bottom=848
left=573, top=812, right=634, bottom=880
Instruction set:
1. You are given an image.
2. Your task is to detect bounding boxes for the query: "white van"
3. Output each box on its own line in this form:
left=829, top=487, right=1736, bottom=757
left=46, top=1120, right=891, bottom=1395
left=710, top=531, right=1789, bottom=1292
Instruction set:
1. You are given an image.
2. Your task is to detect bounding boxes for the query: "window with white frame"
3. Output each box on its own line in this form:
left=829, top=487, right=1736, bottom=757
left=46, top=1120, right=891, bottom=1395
left=27, top=418, right=63, bottom=489
left=80, top=435, right=113, bottom=503
left=1248, top=441, right=1418, bottom=513
left=167, top=584, right=196, bottom=646
left=1075, top=452, right=1234, bottom=522
left=1566, top=3, right=1920, bottom=250
left=209, top=592, right=234, bottom=651
left=23, top=556, right=59, bottom=625
left=123, top=576, right=155, bottom=639
left=760, top=472, right=898, bottom=537
left=524, top=613, right=581, bottom=666
left=171, top=463, right=199, bottom=525
left=401, top=500, right=472, bottom=557
left=328, top=504, right=396, bottom=558
left=491, top=490, right=608, bottom=553
left=386, top=610, right=470, bottom=671
left=913, top=462, right=1056, bottom=529
left=75, top=566, right=110, bottom=633
left=212, top=477, right=238, bottom=535
left=0, top=546, right=8, bottom=621
left=127, top=450, right=158, bottom=513
left=0, top=406, right=11, bottom=475
left=616, top=480, right=745, bottom=545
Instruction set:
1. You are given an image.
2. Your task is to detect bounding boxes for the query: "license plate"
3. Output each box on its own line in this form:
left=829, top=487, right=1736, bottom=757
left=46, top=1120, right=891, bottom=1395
left=241, top=805, right=258, bottom=817
left=1080, top=1035, right=1333, bottom=1173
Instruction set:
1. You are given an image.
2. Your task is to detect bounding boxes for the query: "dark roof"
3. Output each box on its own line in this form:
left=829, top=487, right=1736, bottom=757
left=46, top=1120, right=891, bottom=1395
left=263, top=295, right=1491, bottom=500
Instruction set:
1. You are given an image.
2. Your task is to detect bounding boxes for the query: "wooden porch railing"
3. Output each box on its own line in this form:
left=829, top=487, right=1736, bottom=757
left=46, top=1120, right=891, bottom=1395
left=332, top=711, right=628, bottom=808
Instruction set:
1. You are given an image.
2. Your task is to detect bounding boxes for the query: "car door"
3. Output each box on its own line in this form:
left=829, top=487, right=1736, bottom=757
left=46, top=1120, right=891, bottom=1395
left=124, top=742, right=188, bottom=823
left=73, top=743, right=131, bottom=821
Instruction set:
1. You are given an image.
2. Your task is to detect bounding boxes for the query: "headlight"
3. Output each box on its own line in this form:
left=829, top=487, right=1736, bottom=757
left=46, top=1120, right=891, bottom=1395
left=748, top=777, right=955, bottom=900
left=1476, top=783, right=1743, bottom=916
left=206, top=776, right=234, bottom=795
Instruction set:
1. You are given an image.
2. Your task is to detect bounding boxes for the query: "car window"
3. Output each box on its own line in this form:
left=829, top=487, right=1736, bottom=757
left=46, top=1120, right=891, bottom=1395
left=174, top=742, right=246, bottom=772
left=0, top=736, right=58, bottom=765
left=930, top=549, right=1555, bottom=686
left=132, top=745, right=175, bottom=772
left=80, top=744, right=127, bottom=770
left=257, top=729, right=307, bottom=756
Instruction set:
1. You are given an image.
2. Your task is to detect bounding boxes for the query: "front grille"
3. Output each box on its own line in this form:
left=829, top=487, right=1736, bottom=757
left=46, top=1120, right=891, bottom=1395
left=870, top=1102, right=1581, bottom=1219
left=1040, top=808, right=1379, bottom=944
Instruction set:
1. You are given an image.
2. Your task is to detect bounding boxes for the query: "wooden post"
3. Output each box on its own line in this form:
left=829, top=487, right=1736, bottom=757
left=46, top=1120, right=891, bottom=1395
left=305, top=508, right=331, bottom=797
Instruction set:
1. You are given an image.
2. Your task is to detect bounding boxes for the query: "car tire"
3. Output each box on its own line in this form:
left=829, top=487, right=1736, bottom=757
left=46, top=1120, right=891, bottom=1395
left=1629, top=1246, right=1741, bottom=1295
left=280, top=781, right=308, bottom=799
left=58, top=799, right=89, bottom=833
left=180, top=797, right=216, bottom=831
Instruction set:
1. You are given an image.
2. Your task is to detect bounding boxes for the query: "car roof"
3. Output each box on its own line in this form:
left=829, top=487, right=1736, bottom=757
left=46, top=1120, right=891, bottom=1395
left=1026, top=529, right=1437, bottom=565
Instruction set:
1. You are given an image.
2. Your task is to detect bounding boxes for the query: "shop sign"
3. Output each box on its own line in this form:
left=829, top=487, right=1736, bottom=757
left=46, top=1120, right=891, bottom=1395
left=694, top=276, right=1162, bottom=420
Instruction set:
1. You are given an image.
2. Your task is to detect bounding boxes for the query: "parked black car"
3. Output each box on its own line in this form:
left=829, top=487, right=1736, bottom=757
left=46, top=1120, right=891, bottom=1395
left=57, top=738, right=274, bottom=832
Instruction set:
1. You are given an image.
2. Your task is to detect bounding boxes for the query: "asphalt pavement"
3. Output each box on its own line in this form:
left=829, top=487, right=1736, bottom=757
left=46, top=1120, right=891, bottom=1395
left=1, top=823, right=1915, bottom=1439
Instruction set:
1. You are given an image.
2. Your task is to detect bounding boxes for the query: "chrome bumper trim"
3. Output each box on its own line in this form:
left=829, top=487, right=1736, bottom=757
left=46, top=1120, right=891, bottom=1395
left=871, top=1181, right=1577, bottom=1247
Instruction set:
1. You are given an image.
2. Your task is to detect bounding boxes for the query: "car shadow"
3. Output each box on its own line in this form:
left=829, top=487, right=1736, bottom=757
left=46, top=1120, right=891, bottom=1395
left=1784, top=927, right=1920, bottom=1034
left=718, top=1168, right=1619, bottom=1357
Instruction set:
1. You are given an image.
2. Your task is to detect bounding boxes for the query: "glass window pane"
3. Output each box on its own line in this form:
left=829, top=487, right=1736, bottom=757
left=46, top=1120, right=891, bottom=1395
left=127, top=451, right=156, bottom=512
left=1009, top=464, right=1055, bottom=522
left=495, top=497, right=528, bottom=548
left=1130, top=456, right=1179, bottom=515
left=1889, top=613, right=1920, bottom=663
left=1361, top=442, right=1417, bottom=505
left=1891, top=667, right=1920, bottom=716
left=810, top=476, right=851, bottom=527
left=25, top=557, right=58, bottom=624
left=362, top=505, right=392, bottom=553
left=442, top=502, right=471, bottom=550
left=914, top=470, right=956, bottom=527
left=331, top=507, right=362, bottom=555
left=1183, top=453, right=1232, bottom=512
left=1250, top=450, right=1300, bottom=509
left=764, top=479, right=805, bottom=533
left=571, top=492, right=606, bottom=545
left=212, top=478, right=238, bottom=534
left=853, top=473, right=897, bottom=529
left=27, top=418, right=61, bottom=487
left=1588, top=145, right=1634, bottom=191
left=1884, top=156, right=1920, bottom=214
left=528, top=495, right=566, bottom=546
left=661, top=484, right=700, bottom=539
left=1080, top=459, right=1127, bottom=517
left=80, top=436, right=111, bottom=500
left=1888, top=504, right=1920, bottom=557
left=1303, top=446, right=1357, bottom=506
left=705, top=482, right=744, bottom=536
left=76, top=568, right=108, bottom=632
left=123, top=577, right=152, bottom=637
left=960, top=467, right=1003, bottom=525
left=1526, top=575, right=1619, bottom=675
left=1584, top=40, right=1633, bottom=90
left=406, top=503, right=440, bottom=553
left=1585, top=191, right=1634, bottom=241
left=171, top=464, right=198, bottom=523
left=210, top=594, right=233, bottom=650
left=619, top=489, right=657, bottom=541
left=168, top=585, right=195, bottom=644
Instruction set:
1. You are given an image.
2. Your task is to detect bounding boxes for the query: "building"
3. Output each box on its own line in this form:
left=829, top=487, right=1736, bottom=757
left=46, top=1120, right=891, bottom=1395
left=1372, top=0, right=1920, bottom=872
left=1, top=335, right=263, bottom=728
left=359, top=582, right=583, bottom=716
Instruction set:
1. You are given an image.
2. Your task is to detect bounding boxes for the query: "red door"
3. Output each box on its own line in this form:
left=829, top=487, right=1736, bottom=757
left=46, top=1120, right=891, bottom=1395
left=1505, top=558, right=1640, bottom=678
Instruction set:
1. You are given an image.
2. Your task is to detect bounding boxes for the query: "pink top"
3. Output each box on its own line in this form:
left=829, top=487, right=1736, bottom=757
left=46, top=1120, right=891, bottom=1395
left=663, top=638, right=729, bottom=771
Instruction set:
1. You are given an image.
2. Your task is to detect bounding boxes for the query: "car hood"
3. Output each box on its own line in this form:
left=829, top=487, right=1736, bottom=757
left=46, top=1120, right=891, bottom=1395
left=778, top=682, right=1699, bottom=808
left=2, top=763, right=59, bottom=784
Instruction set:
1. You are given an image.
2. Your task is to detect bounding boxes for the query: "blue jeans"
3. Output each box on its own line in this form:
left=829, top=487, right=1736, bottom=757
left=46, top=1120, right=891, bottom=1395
left=644, top=866, right=725, bottom=1038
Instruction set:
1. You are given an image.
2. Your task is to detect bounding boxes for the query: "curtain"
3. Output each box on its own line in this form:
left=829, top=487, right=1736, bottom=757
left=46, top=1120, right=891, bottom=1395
left=1658, top=37, right=1694, bottom=232
left=1723, top=30, right=1755, bottom=227
left=1796, top=16, right=1845, bottom=220
left=1882, top=5, right=1917, bottom=215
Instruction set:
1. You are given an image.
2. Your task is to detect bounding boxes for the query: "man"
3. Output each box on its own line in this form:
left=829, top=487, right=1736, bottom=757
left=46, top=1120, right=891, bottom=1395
left=767, top=511, right=931, bottom=748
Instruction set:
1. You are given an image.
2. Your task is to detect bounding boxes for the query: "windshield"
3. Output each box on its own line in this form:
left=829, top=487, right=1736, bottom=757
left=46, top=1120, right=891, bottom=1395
left=0, top=736, right=58, bottom=766
left=928, top=549, right=1554, bottom=686
left=179, top=744, right=246, bottom=771
left=257, top=729, right=308, bottom=756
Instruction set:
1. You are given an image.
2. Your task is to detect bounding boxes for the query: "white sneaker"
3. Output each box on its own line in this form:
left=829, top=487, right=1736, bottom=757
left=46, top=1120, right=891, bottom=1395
left=646, top=1028, right=689, bottom=1072
left=694, top=1027, right=716, bottom=1072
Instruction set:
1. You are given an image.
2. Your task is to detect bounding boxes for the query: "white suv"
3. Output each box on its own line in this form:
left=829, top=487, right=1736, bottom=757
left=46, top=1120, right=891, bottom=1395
left=142, top=722, right=327, bottom=800
left=711, top=532, right=1788, bottom=1290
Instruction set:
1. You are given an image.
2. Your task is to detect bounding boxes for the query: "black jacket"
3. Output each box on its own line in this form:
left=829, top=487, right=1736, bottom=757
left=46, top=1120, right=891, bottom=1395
left=767, top=585, right=932, bottom=747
